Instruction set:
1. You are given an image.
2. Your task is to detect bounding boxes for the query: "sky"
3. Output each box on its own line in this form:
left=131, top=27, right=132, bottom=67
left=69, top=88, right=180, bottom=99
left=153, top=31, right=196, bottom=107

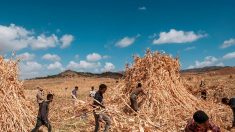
left=0, top=0, right=235, bottom=79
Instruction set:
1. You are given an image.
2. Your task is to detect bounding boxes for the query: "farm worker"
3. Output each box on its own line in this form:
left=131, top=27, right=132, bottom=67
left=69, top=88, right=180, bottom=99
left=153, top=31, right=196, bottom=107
left=89, top=86, right=96, bottom=98
left=36, top=87, right=44, bottom=107
left=93, top=84, right=111, bottom=132
left=222, top=97, right=235, bottom=128
left=32, top=94, right=54, bottom=132
left=71, top=86, right=78, bottom=99
left=185, top=110, right=220, bottom=132
left=130, top=83, right=146, bottom=112
left=199, top=80, right=207, bottom=100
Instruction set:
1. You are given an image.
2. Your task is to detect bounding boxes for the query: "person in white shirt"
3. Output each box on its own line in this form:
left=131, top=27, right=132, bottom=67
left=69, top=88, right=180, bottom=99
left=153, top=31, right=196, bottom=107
left=89, top=86, right=96, bottom=98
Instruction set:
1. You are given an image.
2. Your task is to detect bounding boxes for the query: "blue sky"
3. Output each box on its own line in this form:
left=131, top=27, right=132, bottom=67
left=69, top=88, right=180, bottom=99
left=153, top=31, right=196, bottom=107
left=0, top=0, right=235, bottom=79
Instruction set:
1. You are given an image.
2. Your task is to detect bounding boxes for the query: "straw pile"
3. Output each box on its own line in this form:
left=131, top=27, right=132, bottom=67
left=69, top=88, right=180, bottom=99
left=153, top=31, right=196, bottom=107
left=104, top=49, right=232, bottom=131
left=0, top=56, right=34, bottom=131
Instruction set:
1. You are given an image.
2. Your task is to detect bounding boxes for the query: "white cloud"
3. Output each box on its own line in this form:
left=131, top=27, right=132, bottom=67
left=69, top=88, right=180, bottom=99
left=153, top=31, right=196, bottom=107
left=60, top=34, right=74, bottom=48
left=30, top=34, right=59, bottom=49
left=16, top=52, right=35, bottom=61
left=0, top=24, right=31, bottom=52
left=42, top=53, right=61, bottom=62
left=101, top=62, right=115, bottom=72
left=138, top=6, right=146, bottom=10
left=153, top=29, right=206, bottom=44
left=0, top=24, right=74, bottom=52
left=86, top=53, right=102, bottom=61
left=67, top=60, right=101, bottom=70
left=47, top=61, right=64, bottom=71
left=220, top=38, right=235, bottom=49
left=20, top=61, right=43, bottom=79
left=188, top=56, right=222, bottom=69
left=116, top=35, right=139, bottom=48
left=223, top=51, right=235, bottom=59
left=184, top=46, right=196, bottom=51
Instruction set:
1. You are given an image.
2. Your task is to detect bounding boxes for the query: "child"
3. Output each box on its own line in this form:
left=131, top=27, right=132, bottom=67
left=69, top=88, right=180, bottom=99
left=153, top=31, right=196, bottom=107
left=93, top=84, right=111, bottom=132
left=32, top=94, right=54, bottom=132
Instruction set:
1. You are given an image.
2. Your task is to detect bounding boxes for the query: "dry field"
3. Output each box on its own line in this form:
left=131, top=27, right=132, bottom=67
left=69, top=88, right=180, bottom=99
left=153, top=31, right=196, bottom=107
left=23, top=69, right=235, bottom=131
left=23, top=77, right=119, bottom=131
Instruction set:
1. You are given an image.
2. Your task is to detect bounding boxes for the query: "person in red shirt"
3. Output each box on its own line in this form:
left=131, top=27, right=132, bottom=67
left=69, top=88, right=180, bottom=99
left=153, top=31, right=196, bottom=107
left=185, top=110, right=220, bottom=132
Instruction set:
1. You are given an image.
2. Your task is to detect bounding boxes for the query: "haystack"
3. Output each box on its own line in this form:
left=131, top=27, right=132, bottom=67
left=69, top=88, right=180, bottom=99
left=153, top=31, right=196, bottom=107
left=0, top=56, right=34, bottom=131
left=105, top=49, right=232, bottom=131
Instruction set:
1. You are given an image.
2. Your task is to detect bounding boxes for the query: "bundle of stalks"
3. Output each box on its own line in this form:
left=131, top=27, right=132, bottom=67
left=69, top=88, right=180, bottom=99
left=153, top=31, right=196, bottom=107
left=105, top=49, right=232, bottom=131
left=71, top=49, right=232, bottom=131
left=0, top=56, right=34, bottom=131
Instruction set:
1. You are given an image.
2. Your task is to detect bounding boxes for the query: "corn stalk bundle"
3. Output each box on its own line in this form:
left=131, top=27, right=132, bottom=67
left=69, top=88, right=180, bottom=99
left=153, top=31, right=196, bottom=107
left=105, top=49, right=232, bottom=131
left=0, top=56, right=34, bottom=131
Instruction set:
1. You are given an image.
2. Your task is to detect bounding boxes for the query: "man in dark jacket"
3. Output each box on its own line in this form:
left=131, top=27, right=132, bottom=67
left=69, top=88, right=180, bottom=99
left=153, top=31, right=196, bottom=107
left=32, top=94, right=53, bottom=132
left=93, top=84, right=111, bottom=132
left=222, top=97, right=235, bottom=128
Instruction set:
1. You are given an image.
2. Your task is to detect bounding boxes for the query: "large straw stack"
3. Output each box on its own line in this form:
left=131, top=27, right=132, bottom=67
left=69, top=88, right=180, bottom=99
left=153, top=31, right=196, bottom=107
left=105, top=49, right=232, bottom=131
left=0, top=56, right=34, bottom=131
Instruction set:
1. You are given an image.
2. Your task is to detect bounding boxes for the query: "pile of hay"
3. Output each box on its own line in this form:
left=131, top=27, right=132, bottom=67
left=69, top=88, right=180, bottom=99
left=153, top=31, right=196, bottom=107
left=105, top=49, right=232, bottom=131
left=0, top=56, right=34, bottom=131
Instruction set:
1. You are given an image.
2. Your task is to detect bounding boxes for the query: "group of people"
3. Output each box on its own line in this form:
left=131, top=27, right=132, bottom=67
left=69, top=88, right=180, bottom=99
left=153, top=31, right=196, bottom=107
left=31, top=84, right=235, bottom=132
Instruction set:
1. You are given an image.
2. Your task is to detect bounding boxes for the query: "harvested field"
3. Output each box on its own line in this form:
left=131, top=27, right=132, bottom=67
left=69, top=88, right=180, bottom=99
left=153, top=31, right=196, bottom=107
left=1, top=50, right=234, bottom=131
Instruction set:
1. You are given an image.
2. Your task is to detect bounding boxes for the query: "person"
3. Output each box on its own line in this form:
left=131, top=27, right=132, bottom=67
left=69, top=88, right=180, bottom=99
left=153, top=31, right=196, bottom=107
left=89, top=86, right=96, bottom=98
left=222, top=97, right=235, bottom=128
left=199, top=81, right=207, bottom=100
left=71, top=86, right=78, bottom=99
left=36, top=87, right=44, bottom=107
left=93, top=84, right=111, bottom=132
left=32, top=94, right=54, bottom=132
left=185, top=110, right=220, bottom=132
left=130, top=83, right=146, bottom=112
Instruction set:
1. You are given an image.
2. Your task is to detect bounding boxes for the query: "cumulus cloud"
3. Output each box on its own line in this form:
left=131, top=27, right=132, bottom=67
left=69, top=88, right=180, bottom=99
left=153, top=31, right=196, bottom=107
left=42, top=53, right=61, bottom=62
left=30, top=34, right=59, bottom=49
left=188, top=56, right=224, bottom=69
left=0, top=24, right=74, bottom=52
left=103, top=55, right=111, bottom=59
left=116, top=35, right=139, bottom=48
left=220, top=38, right=235, bottom=49
left=47, top=61, right=64, bottom=71
left=67, top=60, right=101, bottom=70
left=153, top=29, right=206, bottom=44
left=20, top=61, right=43, bottom=79
left=60, top=34, right=74, bottom=48
left=16, top=52, right=35, bottom=61
left=138, top=6, right=146, bottom=10
left=86, top=53, right=102, bottom=61
left=101, top=62, right=115, bottom=72
left=223, top=51, right=235, bottom=59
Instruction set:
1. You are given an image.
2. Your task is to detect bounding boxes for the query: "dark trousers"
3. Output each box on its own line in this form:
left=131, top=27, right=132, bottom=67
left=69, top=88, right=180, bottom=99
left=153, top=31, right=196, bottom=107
left=31, top=118, right=52, bottom=132
left=233, top=108, right=235, bottom=127
left=93, top=112, right=111, bottom=132
left=130, top=94, right=138, bottom=111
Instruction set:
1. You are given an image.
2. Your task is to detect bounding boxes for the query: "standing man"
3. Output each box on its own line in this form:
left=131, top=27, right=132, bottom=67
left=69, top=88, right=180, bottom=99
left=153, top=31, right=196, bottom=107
left=185, top=110, right=220, bottom=132
left=89, top=86, right=96, bottom=98
left=93, top=84, right=111, bottom=132
left=32, top=94, right=54, bottom=132
left=222, top=97, right=235, bottom=128
left=199, top=80, right=207, bottom=100
left=36, top=87, right=44, bottom=107
left=130, top=83, right=146, bottom=112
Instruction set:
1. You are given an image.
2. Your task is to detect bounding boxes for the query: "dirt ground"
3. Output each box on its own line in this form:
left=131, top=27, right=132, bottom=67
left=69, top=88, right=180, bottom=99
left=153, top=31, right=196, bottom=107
left=23, top=73, right=235, bottom=131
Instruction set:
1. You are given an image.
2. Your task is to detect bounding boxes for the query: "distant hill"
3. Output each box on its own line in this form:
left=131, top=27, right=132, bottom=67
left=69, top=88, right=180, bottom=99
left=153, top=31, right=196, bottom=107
left=181, top=66, right=235, bottom=75
left=32, top=70, right=123, bottom=80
